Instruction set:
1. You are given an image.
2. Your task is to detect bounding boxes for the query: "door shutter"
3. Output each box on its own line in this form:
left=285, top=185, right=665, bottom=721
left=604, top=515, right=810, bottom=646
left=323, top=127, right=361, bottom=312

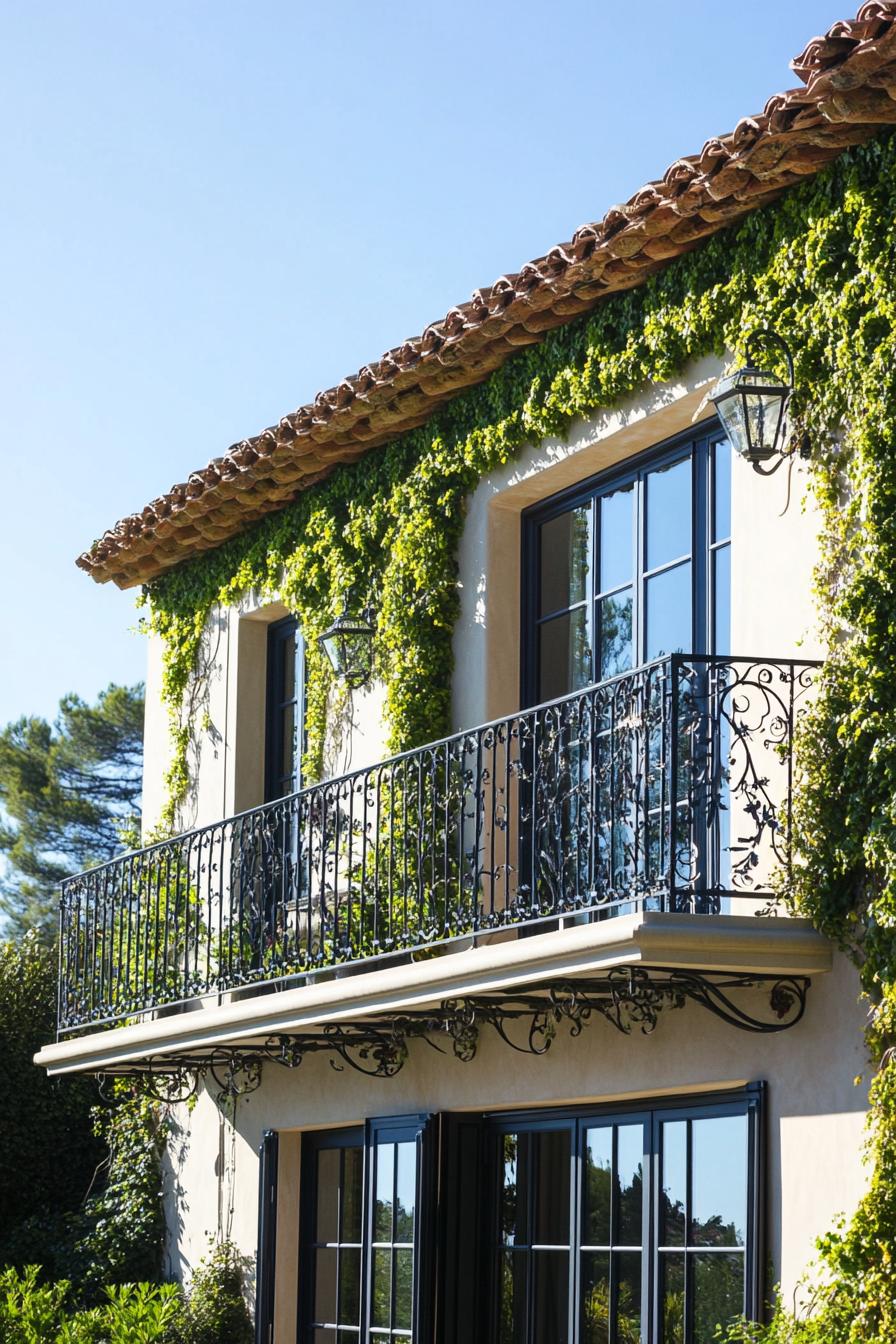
left=255, top=1128, right=279, bottom=1344
left=433, top=1112, right=488, bottom=1344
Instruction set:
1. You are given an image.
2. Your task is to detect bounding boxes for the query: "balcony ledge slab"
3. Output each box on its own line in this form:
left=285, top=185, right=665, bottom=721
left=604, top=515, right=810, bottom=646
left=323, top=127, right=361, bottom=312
left=36, top=912, right=832, bottom=1077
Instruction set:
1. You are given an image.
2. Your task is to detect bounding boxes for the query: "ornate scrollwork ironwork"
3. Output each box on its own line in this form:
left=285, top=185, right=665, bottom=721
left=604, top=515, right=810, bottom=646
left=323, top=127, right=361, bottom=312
left=98, top=967, right=811, bottom=1103
left=57, top=656, right=819, bottom=1036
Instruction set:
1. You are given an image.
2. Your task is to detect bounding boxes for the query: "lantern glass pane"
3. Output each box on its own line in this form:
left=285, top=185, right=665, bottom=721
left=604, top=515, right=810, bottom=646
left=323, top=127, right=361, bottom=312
left=744, top=390, right=784, bottom=457
left=715, top=391, right=749, bottom=460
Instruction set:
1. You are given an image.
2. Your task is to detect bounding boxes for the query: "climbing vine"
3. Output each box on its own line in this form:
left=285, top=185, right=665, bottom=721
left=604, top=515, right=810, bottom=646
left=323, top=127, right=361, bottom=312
left=144, top=132, right=896, bottom=1338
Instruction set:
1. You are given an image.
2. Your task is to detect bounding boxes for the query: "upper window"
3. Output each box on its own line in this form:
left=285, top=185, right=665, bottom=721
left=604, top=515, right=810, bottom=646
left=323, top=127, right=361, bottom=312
left=522, top=426, right=731, bottom=705
left=265, top=615, right=305, bottom=802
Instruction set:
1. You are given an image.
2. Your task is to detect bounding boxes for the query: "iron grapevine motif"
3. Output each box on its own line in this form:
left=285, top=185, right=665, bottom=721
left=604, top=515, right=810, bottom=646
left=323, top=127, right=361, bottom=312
left=99, top=966, right=810, bottom=1102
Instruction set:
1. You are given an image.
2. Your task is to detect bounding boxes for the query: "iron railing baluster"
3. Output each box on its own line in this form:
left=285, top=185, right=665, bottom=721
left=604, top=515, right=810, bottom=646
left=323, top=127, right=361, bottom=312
left=56, top=654, right=820, bottom=1034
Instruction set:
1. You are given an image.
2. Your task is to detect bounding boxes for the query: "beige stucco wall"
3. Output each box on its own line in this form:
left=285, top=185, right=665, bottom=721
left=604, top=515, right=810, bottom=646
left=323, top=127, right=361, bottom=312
left=142, top=595, right=390, bottom=838
left=139, top=356, right=848, bottom=1325
left=162, top=950, right=868, bottom=1328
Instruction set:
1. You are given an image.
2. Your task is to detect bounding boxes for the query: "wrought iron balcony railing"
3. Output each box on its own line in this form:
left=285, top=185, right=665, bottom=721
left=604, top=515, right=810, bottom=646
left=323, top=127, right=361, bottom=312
left=57, top=654, right=817, bottom=1034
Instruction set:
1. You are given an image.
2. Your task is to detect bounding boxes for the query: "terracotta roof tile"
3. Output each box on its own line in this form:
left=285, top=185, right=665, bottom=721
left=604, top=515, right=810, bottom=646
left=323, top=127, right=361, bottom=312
left=79, top=1, right=896, bottom=589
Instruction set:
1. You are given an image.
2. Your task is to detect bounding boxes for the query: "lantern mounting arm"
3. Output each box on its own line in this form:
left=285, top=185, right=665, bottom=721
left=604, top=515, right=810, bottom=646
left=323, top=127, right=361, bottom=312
left=744, top=328, right=794, bottom=391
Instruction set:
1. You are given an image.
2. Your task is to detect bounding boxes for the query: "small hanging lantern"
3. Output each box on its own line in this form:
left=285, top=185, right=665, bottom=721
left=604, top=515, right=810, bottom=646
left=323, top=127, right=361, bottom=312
left=710, top=329, right=798, bottom=473
left=319, top=597, right=375, bottom=689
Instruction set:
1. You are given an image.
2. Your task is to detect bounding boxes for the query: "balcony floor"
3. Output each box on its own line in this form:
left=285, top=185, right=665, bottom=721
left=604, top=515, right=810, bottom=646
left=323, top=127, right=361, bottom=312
left=36, top=910, right=832, bottom=1078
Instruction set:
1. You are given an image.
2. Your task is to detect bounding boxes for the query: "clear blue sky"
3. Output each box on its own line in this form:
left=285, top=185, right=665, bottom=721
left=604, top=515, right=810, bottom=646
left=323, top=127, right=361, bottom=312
left=0, top=0, right=844, bottom=726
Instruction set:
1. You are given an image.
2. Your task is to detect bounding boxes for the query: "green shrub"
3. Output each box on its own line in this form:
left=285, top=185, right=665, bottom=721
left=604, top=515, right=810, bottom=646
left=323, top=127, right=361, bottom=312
left=178, top=1242, right=253, bottom=1344
left=0, top=1242, right=252, bottom=1344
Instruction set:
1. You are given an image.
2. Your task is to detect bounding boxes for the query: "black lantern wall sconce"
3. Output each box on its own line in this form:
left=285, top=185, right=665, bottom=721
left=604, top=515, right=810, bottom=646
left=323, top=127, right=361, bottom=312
left=319, top=596, right=376, bottom=690
left=710, top=329, right=809, bottom=474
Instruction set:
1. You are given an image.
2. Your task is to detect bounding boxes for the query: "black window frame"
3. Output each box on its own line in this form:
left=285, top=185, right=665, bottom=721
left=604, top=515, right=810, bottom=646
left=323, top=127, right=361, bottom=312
left=265, top=615, right=306, bottom=803
left=485, top=1085, right=764, bottom=1344
left=298, top=1113, right=434, bottom=1344
left=520, top=420, right=730, bottom=708
left=294, top=1088, right=762, bottom=1344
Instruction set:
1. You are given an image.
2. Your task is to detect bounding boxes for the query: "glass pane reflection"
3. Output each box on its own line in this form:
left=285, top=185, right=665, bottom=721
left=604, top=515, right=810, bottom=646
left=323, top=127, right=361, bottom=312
left=314, top=1247, right=337, bottom=1323
left=580, top=1251, right=610, bottom=1344
left=584, top=1128, right=612, bottom=1246
left=600, top=485, right=633, bottom=592
left=646, top=458, right=692, bottom=569
left=393, top=1248, right=414, bottom=1329
left=540, top=506, right=592, bottom=616
left=691, top=1115, right=747, bottom=1246
left=539, top=609, right=592, bottom=701
left=374, top=1145, right=394, bottom=1242
left=713, top=546, right=731, bottom=657
left=394, top=1142, right=416, bottom=1242
left=338, top=1247, right=361, bottom=1325
left=646, top=563, right=691, bottom=660
left=661, top=1121, right=687, bottom=1247
left=693, top=1251, right=744, bottom=1339
left=371, top=1247, right=391, bottom=1327
left=534, top=1130, right=570, bottom=1245
left=502, top=1134, right=528, bottom=1245
left=342, top=1147, right=363, bottom=1243
left=316, top=1148, right=339, bottom=1243
left=533, top=1250, right=569, bottom=1344
left=615, top=1126, right=644, bottom=1247
left=713, top=439, right=732, bottom=543
left=661, top=1254, right=685, bottom=1344
left=598, top=590, right=633, bottom=680
left=615, top=1251, right=641, bottom=1341
left=499, top=1251, right=527, bottom=1344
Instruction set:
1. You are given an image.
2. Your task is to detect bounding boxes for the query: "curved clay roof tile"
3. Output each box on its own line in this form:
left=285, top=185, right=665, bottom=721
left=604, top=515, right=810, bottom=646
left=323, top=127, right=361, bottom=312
left=491, top=277, right=518, bottom=308
left=569, top=224, right=600, bottom=260
left=730, top=116, right=765, bottom=149
left=441, top=308, right=468, bottom=338
left=625, top=186, right=663, bottom=216
left=515, top=263, right=543, bottom=292
left=396, top=342, right=421, bottom=369
left=662, top=159, right=701, bottom=193
left=231, top=443, right=258, bottom=468
left=543, top=246, right=573, bottom=273
left=695, top=138, right=730, bottom=173
left=468, top=290, right=490, bottom=322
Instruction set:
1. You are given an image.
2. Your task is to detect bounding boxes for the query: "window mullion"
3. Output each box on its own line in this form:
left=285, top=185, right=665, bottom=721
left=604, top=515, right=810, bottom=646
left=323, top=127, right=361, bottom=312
left=571, top=1122, right=582, bottom=1344
left=634, top=473, right=645, bottom=667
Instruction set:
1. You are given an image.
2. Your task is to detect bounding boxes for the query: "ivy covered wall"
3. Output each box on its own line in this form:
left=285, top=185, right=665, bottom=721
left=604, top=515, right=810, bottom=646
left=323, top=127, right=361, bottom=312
left=146, top=133, right=896, bottom=1337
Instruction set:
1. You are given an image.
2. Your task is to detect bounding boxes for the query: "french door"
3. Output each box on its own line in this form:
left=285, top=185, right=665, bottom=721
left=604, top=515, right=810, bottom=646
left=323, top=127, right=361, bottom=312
left=519, top=426, right=732, bottom=912
left=293, top=1090, right=762, bottom=1344
left=522, top=425, right=731, bottom=707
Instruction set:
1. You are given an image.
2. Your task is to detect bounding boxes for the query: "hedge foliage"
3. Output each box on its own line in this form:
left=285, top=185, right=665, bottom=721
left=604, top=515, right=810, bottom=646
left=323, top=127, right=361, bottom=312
left=0, top=933, right=103, bottom=1271
left=0, top=1244, right=252, bottom=1344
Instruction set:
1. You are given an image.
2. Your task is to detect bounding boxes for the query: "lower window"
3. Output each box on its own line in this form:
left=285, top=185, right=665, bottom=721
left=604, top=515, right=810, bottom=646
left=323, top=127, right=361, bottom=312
left=491, top=1092, right=760, bottom=1344
left=297, top=1090, right=761, bottom=1344
left=300, top=1117, right=427, bottom=1343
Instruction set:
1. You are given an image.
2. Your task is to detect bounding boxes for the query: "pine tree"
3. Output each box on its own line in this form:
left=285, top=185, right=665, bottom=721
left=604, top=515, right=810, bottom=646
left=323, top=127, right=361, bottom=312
left=0, top=683, right=144, bottom=936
